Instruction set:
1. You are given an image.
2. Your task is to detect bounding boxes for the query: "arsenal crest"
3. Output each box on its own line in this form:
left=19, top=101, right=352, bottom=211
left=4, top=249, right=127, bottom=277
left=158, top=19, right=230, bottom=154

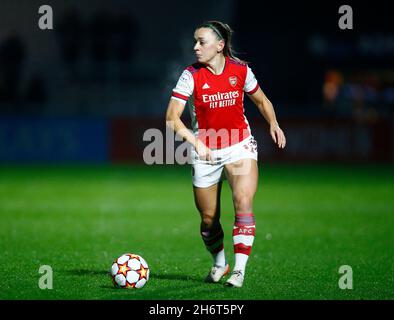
left=229, top=76, right=237, bottom=87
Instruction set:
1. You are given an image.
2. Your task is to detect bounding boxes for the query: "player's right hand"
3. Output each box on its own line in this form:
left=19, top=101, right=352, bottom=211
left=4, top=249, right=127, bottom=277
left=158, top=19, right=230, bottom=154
left=195, top=140, right=214, bottom=163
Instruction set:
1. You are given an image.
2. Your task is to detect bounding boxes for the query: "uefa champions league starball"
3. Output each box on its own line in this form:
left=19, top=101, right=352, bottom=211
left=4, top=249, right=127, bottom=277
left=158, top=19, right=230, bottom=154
left=110, top=253, right=150, bottom=289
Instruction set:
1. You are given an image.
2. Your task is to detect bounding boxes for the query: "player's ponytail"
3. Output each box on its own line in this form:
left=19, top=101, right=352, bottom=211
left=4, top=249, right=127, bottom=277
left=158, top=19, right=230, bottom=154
left=197, top=20, right=247, bottom=64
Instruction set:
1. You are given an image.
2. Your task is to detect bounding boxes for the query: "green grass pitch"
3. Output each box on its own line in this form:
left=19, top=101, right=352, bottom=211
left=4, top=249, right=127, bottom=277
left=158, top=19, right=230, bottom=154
left=0, top=163, right=393, bottom=300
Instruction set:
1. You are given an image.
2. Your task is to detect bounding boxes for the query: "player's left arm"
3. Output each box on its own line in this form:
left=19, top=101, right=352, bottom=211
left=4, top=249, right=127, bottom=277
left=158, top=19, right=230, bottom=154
left=247, top=88, right=286, bottom=149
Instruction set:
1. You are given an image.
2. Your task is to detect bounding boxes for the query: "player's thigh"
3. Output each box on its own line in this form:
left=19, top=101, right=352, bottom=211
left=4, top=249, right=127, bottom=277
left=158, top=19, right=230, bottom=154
left=224, top=158, right=258, bottom=198
left=193, top=182, right=222, bottom=220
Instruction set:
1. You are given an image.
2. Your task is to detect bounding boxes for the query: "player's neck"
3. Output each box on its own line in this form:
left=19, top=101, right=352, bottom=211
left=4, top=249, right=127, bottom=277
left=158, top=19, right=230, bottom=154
left=206, top=55, right=226, bottom=75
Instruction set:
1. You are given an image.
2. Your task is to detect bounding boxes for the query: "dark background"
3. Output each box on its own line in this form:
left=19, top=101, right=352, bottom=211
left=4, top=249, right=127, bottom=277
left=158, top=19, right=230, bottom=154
left=0, top=0, right=393, bottom=163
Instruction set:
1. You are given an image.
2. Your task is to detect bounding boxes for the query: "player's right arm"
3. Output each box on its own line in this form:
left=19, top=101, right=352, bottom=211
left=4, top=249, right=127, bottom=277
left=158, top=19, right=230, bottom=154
left=165, top=98, right=213, bottom=162
left=166, top=68, right=213, bottom=161
left=165, top=98, right=194, bottom=145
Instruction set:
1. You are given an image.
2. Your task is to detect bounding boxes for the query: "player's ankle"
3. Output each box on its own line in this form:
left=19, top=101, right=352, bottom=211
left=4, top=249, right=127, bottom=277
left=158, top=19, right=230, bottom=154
left=214, top=260, right=227, bottom=268
left=233, top=265, right=245, bottom=275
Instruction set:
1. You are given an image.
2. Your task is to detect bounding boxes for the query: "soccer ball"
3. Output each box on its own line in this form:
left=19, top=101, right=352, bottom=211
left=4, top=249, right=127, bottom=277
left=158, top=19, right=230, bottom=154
left=110, top=253, right=150, bottom=289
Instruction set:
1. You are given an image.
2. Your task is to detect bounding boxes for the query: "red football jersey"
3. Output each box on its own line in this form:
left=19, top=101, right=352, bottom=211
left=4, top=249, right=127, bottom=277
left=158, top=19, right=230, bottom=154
left=171, top=56, right=259, bottom=149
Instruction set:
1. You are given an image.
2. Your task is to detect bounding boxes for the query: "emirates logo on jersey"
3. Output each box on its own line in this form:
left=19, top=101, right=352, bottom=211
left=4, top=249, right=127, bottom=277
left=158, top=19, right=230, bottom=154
left=202, top=90, right=239, bottom=109
left=229, top=76, right=237, bottom=87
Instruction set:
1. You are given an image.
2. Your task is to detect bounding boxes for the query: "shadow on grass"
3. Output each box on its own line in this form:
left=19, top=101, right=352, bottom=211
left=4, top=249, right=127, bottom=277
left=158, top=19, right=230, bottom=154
left=63, top=269, right=211, bottom=291
left=62, top=269, right=109, bottom=276
left=100, top=272, right=205, bottom=285
left=149, top=273, right=205, bottom=283
left=99, top=273, right=219, bottom=292
left=62, top=269, right=203, bottom=282
left=99, top=285, right=122, bottom=290
left=62, top=270, right=202, bottom=283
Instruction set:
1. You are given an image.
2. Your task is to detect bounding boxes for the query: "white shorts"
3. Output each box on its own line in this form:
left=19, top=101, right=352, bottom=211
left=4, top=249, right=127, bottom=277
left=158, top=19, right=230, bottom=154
left=191, top=136, right=258, bottom=188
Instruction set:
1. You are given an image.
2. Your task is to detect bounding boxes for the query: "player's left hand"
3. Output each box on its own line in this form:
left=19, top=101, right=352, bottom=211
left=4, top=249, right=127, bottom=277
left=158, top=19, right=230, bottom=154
left=270, top=123, right=286, bottom=149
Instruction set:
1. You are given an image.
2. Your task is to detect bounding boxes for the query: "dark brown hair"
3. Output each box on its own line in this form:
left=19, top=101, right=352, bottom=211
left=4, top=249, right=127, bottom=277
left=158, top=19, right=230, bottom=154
left=197, top=20, right=246, bottom=64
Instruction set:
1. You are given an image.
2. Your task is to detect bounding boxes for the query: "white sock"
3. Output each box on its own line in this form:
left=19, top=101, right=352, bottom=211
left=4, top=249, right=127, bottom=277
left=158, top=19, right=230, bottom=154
left=233, top=213, right=256, bottom=275
left=234, top=253, right=249, bottom=274
left=214, top=248, right=226, bottom=267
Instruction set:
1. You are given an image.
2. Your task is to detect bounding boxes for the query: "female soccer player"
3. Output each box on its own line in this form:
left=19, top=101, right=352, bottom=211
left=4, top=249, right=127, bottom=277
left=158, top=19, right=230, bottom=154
left=166, top=21, right=286, bottom=287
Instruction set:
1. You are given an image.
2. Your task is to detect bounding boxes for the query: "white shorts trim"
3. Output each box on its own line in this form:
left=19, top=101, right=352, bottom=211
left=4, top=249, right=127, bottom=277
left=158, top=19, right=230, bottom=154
left=191, top=136, right=258, bottom=188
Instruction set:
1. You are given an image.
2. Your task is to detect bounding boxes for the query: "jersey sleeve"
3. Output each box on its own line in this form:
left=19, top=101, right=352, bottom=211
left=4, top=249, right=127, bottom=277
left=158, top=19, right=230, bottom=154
left=244, top=66, right=260, bottom=94
left=171, top=69, right=194, bottom=104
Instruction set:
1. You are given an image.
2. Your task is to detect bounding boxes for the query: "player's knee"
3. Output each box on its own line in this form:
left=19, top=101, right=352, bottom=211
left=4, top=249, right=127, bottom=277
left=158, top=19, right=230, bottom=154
left=233, top=192, right=253, bottom=212
left=201, top=214, right=217, bottom=229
